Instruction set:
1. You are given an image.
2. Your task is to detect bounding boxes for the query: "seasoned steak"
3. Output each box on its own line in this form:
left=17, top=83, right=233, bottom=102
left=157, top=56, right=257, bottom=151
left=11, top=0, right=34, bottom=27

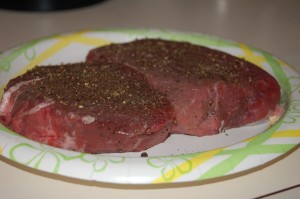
left=0, top=62, right=175, bottom=153
left=87, top=39, right=282, bottom=136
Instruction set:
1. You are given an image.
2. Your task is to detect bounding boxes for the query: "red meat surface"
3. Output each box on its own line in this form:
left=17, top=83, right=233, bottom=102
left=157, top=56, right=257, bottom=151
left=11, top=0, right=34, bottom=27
left=87, top=39, right=281, bottom=136
left=0, top=63, right=175, bottom=153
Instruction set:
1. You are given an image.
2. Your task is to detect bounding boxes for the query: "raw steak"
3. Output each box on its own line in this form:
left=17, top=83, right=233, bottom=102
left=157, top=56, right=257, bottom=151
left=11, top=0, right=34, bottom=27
left=0, top=62, right=175, bottom=153
left=87, top=39, right=282, bottom=136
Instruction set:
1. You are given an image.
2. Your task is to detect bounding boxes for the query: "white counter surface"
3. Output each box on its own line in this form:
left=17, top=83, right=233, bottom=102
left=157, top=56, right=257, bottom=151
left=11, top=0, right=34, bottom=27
left=0, top=0, right=299, bottom=198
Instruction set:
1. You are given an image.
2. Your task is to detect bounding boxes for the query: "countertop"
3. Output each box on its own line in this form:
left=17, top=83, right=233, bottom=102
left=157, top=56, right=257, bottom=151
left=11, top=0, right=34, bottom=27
left=0, top=0, right=299, bottom=198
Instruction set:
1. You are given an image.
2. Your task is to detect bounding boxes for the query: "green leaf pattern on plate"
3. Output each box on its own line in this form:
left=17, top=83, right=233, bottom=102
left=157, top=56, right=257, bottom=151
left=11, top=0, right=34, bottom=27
left=283, top=76, right=300, bottom=124
left=284, top=100, right=300, bottom=123
left=80, top=154, right=125, bottom=173
left=9, top=143, right=81, bottom=173
left=0, top=42, right=38, bottom=73
left=147, top=155, right=195, bottom=182
left=8, top=142, right=125, bottom=174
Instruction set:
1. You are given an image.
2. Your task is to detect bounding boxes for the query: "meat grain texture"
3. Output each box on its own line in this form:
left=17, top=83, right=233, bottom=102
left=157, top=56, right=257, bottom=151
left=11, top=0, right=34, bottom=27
left=0, top=39, right=282, bottom=153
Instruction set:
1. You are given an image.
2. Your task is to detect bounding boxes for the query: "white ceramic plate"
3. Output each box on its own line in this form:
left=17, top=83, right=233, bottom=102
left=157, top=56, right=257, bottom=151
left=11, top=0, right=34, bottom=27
left=0, top=29, right=299, bottom=184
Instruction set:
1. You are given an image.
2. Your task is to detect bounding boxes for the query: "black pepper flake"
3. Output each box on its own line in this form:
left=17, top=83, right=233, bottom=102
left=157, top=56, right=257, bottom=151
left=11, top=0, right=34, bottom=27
left=141, top=152, right=148, bottom=157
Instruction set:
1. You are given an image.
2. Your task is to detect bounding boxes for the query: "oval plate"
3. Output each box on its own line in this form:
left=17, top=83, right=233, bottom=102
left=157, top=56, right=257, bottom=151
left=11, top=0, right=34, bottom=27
left=0, top=29, right=299, bottom=184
